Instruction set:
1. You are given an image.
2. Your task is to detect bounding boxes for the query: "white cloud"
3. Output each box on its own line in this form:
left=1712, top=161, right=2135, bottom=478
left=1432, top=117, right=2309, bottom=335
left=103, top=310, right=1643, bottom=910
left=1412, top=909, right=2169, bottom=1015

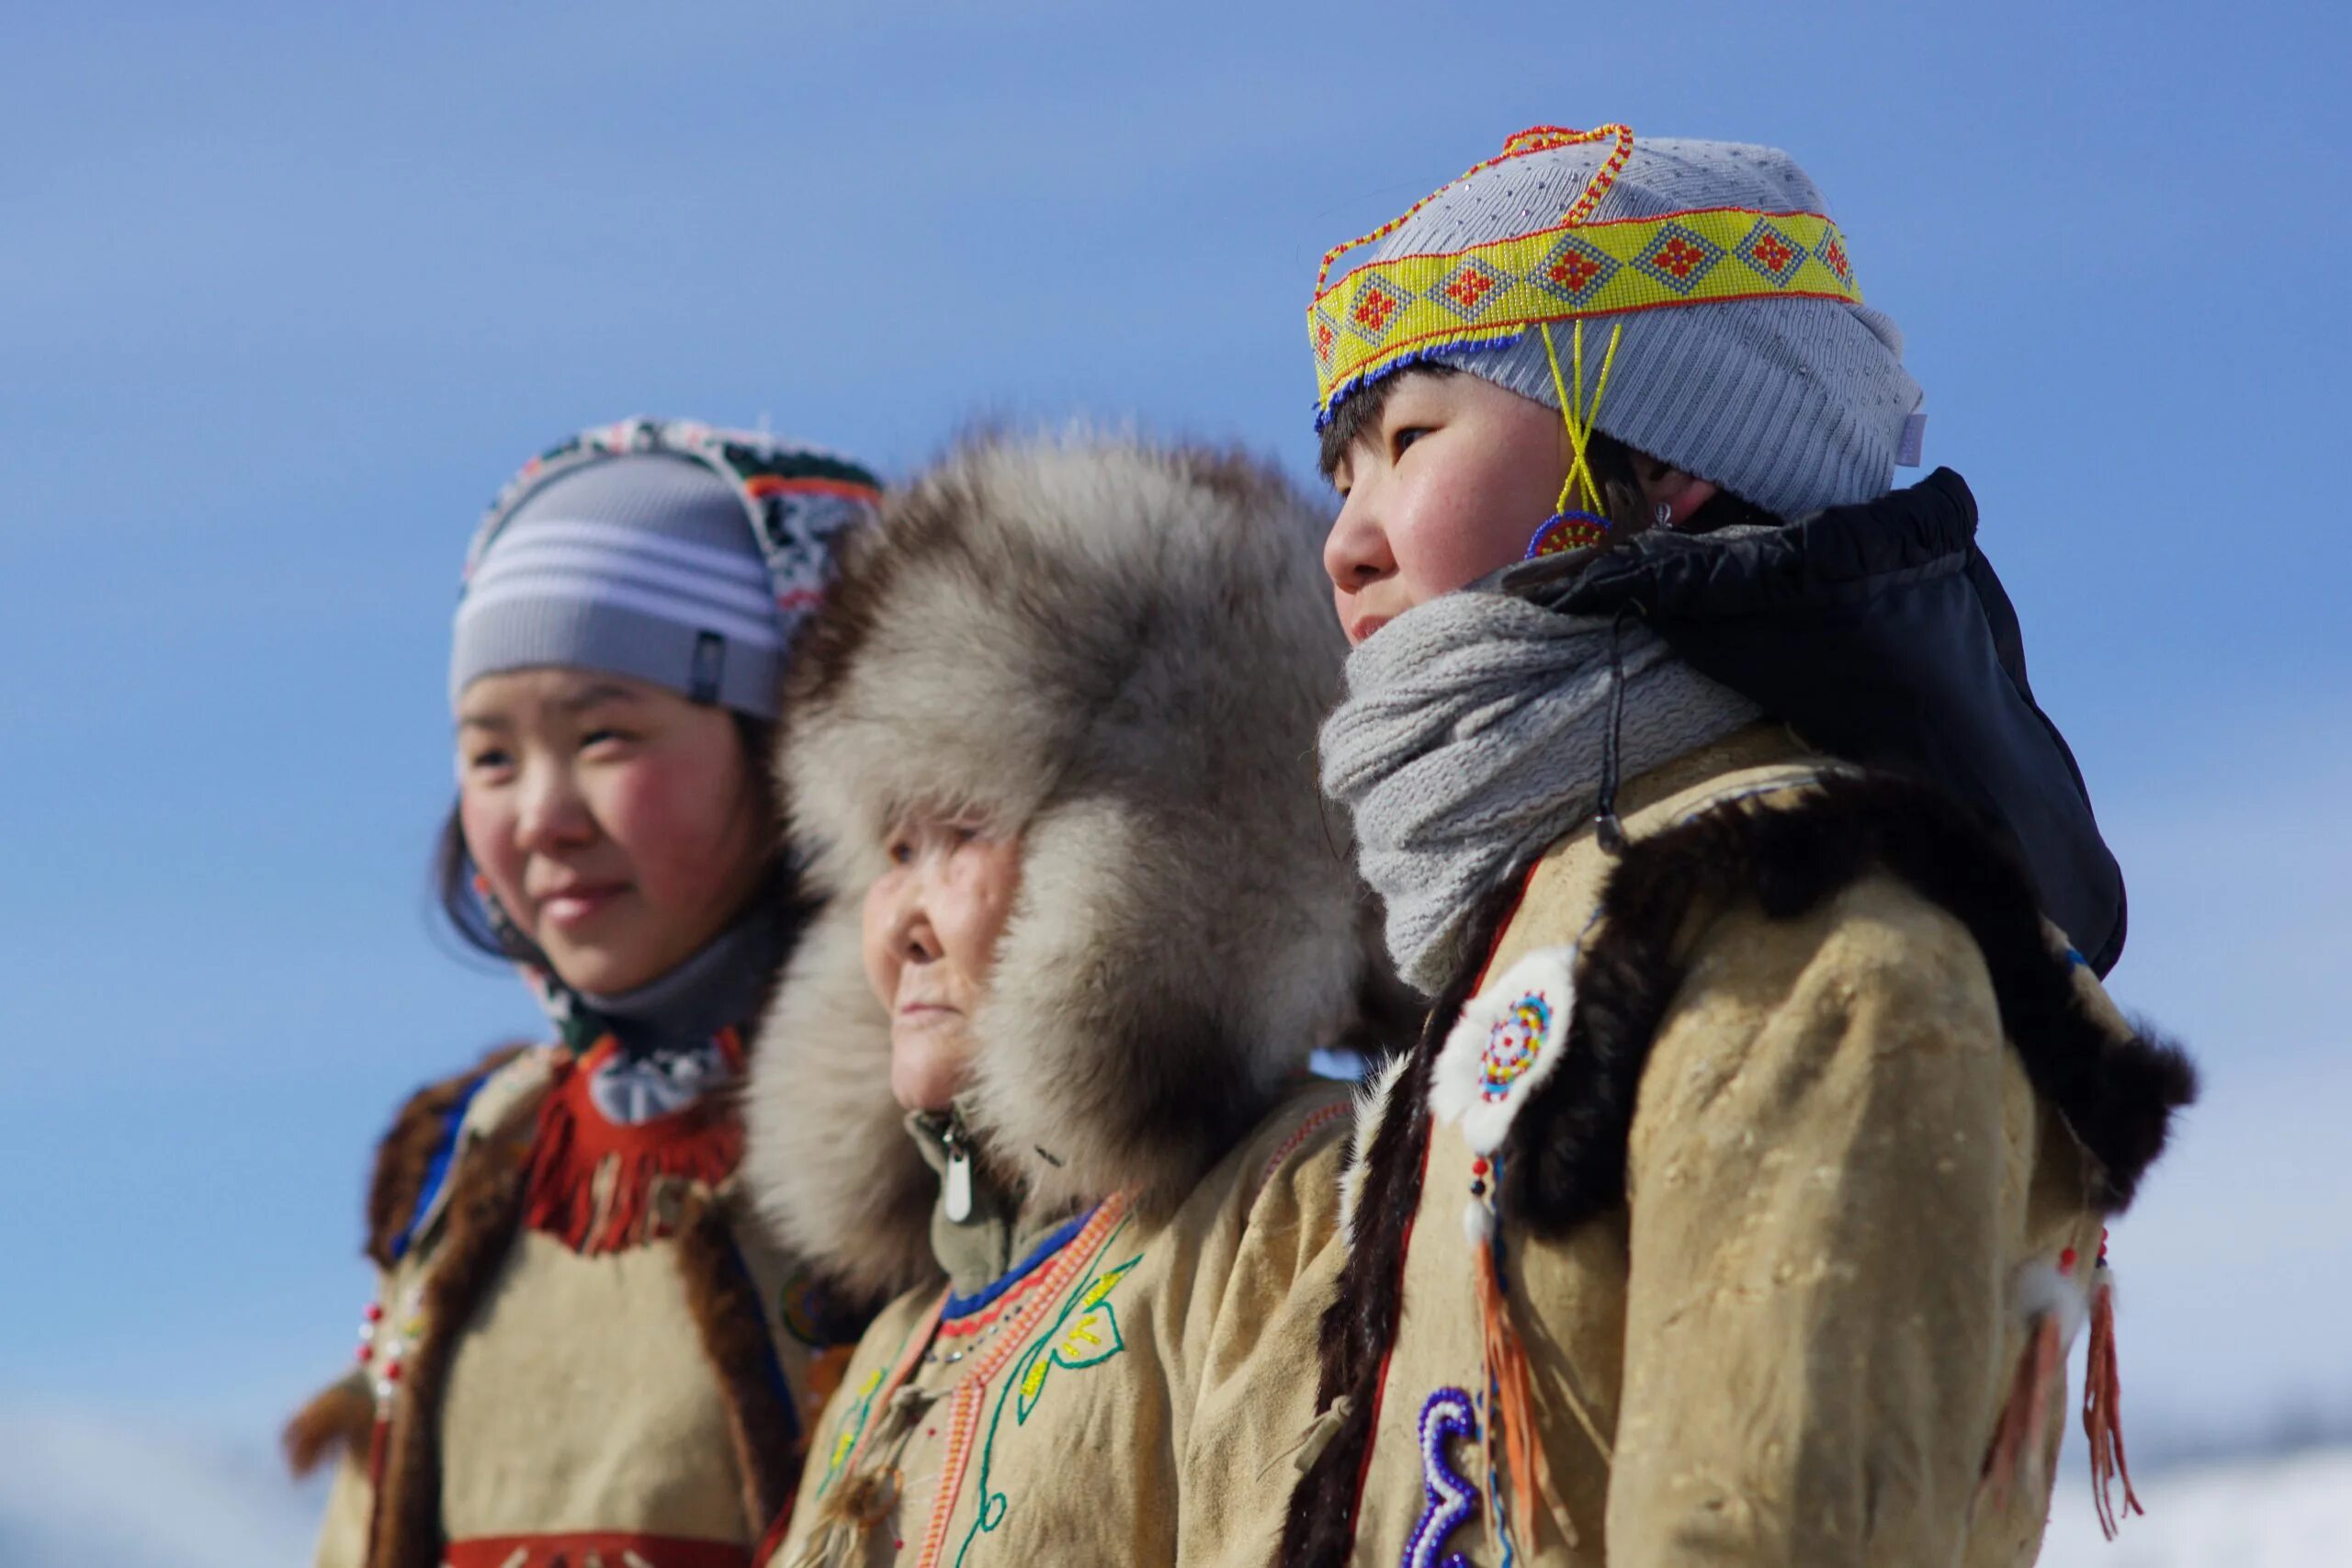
left=2038, top=1447, right=2352, bottom=1568
left=0, top=1409, right=320, bottom=1568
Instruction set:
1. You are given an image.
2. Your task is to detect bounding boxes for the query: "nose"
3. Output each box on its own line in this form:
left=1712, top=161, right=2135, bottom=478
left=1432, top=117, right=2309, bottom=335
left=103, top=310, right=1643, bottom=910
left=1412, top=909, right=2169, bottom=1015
left=1323, top=485, right=1396, bottom=593
left=875, top=874, right=941, bottom=966
left=513, top=761, right=594, bottom=856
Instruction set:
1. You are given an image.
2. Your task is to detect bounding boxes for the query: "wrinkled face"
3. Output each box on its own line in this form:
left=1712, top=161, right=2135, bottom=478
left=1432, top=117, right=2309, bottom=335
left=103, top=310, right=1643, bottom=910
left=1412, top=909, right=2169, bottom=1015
left=457, top=669, right=767, bottom=995
left=1323, top=370, right=1570, bottom=645
left=861, top=815, right=1023, bottom=1113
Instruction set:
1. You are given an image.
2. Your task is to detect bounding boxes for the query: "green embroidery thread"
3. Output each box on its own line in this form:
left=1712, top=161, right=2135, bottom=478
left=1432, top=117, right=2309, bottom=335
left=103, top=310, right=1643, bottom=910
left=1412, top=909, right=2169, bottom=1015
left=952, top=1230, right=1140, bottom=1567
left=815, top=1365, right=886, bottom=1501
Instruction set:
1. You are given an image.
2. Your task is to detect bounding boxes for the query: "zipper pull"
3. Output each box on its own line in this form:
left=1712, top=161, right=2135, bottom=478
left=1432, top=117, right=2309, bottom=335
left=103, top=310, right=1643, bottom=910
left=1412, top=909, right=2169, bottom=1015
left=942, top=1119, right=974, bottom=1224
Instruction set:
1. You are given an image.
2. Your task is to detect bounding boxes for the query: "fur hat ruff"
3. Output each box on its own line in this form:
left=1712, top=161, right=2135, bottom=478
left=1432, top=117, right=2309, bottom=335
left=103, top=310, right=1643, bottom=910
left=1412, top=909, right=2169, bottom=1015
left=743, top=433, right=1383, bottom=1297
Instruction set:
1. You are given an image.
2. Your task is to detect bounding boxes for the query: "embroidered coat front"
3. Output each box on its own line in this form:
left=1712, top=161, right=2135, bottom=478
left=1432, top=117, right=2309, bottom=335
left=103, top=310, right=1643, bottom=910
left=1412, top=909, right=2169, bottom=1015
left=1283, top=728, right=2196, bottom=1568
left=288, top=1043, right=856, bottom=1568
left=774, top=1089, right=1352, bottom=1568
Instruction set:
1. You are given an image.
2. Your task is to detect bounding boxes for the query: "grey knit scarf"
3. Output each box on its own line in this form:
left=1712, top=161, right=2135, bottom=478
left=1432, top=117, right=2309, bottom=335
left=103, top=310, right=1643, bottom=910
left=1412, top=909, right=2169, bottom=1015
left=1319, top=589, right=1759, bottom=993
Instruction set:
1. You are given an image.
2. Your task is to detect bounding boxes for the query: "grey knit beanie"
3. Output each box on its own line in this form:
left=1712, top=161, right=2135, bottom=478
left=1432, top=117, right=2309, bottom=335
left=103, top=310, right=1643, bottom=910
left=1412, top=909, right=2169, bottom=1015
left=451, top=418, right=884, bottom=718
left=1308, top=125, right=1924, bottom=520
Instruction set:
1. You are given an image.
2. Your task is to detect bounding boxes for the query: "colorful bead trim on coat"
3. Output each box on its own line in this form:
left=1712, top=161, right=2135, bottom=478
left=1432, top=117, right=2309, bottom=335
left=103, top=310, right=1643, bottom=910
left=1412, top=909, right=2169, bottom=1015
left=1403, top=1387, right=1483, bottom=1568
left=1430, top=946, right=1577, bottom=1157
left=1307, top=124, right=1864, bottom=423
left=1254, top=1100, right=1352, bottom=1194
left=939, top=1206, right=1099, bottom=1329
left=908, top=1197, right=1131, bottom=1568
left=387, top=1071, right=493, bottom=1263
left=951, top=1235, right=1143, bottom=1568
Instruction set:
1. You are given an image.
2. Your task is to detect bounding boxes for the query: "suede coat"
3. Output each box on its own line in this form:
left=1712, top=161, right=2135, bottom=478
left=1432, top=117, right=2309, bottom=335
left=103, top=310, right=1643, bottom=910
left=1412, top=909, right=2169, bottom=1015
left=1281, top=728, right=2196, bottom=1568
left=288, top=1043, right=857, bottom=1568
left=741, top=436, right=1409, bottom=1567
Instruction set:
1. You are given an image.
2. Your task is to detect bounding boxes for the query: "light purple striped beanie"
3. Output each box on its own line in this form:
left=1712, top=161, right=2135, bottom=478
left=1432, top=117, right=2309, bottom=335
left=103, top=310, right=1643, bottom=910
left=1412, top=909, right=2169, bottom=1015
left=450, top=418, right=883, bottom=718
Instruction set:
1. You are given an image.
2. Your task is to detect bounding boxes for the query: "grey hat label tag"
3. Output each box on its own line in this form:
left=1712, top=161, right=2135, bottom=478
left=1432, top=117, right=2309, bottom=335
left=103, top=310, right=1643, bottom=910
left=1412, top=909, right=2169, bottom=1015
left=690, top=632, right=726, bottom=705
left=1897, top=412, right=1928, bottom=468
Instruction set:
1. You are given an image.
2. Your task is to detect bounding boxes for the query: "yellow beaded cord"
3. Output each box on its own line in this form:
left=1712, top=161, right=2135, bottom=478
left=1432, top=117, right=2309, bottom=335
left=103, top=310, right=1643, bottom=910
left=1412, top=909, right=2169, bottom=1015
left=1538, top=318, right=1624, bottom=517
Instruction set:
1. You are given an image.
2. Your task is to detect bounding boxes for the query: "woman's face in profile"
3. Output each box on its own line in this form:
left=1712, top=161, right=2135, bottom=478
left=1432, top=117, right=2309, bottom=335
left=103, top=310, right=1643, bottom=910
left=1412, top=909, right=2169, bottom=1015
left=860, top=813, right=1023, bottom=1112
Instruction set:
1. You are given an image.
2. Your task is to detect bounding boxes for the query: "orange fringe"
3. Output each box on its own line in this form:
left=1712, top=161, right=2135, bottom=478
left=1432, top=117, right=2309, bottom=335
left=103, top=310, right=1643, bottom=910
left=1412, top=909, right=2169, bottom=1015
left=522, top=1037, right=745, bottom=1256
left=1474, top=1242, right=1570, bottom=1551
left=1979, top=1311, right=2064, bottom=1512
left=2084, top=1263, right=2143, bottom=1539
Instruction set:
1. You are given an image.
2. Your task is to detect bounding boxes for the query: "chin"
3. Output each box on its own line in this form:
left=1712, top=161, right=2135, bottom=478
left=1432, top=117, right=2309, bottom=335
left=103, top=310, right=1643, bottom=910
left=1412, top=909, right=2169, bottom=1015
left=889, top=1038, right=972, bottom=1114
left=541, top=941, right=667, bottom=998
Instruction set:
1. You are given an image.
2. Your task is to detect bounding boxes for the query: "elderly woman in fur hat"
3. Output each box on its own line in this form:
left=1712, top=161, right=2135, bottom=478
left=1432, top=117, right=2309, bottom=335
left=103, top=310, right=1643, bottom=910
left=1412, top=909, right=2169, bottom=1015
left=741, top=433, right=1408, bottom=1567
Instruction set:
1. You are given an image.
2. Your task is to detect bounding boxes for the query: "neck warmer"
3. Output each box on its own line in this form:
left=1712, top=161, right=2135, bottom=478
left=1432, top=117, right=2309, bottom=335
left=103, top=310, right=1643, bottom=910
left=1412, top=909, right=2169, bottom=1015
left=483, top=885, right=795, bottom=1121
left=1318, top=587, right=1759, bottom=993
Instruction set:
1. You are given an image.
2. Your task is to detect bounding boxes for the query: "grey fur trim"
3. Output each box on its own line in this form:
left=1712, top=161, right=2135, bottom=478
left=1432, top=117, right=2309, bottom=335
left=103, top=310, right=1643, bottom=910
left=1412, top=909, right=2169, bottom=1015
left=744, top=433, right=1383, bottom=1292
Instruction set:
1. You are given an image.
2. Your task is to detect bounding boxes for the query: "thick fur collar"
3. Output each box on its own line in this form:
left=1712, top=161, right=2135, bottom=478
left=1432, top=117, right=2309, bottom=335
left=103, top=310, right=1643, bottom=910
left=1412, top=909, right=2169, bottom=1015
left=746, top=434, right=1381, bottom=1299
left=1279, top=772, right=2197, bottom=1568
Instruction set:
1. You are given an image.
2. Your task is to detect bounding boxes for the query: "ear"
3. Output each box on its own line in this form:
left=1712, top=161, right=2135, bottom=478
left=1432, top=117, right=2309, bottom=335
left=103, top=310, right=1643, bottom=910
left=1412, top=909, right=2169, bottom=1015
left=1632, top=456, right=1718, bottom=528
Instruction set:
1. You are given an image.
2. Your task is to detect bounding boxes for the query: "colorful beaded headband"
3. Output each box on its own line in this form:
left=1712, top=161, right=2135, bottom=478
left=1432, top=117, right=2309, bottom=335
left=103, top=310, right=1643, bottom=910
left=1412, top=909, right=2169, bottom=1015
left=1307, top=124, right=1867, bottom=424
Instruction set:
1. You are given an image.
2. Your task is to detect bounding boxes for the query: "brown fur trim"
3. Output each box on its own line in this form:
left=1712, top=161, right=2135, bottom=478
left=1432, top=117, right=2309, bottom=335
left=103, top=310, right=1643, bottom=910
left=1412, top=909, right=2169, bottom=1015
left=675, top=1188, right=807, bottom=1538
left=1279, top=772, right=2198, bottom=1568
left=1279, top=872, right=1531, bottom=1568
left=365, top=1045, right=528, bottom=1269
left=281, top=1372, right=374, bottom=1479
left=368, top=1122, right=532, bottom=1568
left=1507, top=772, right=2198, bottom=1236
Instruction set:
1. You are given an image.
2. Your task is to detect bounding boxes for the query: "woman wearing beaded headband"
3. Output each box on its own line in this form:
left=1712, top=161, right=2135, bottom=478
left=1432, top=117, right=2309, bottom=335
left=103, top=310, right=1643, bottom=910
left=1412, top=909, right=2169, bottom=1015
left=1288, top=126, right=2197, bottom=1567
left=281, top=418, right=884, bottom=1568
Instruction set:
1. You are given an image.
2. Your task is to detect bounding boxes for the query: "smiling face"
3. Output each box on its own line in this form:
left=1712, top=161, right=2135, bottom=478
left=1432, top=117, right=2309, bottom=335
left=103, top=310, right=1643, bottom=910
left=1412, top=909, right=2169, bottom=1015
left=860, top=815, right=1023, bottom=1113
left=456, top=668, right=769, bottom=995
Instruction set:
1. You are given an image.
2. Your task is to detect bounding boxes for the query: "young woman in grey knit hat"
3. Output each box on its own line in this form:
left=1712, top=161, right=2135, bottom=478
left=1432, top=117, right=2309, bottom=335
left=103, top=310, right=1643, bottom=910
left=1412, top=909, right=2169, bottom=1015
left=282, top=417, right=883, bottom=1568
left=1281, top=126, right=2198, bottom=1568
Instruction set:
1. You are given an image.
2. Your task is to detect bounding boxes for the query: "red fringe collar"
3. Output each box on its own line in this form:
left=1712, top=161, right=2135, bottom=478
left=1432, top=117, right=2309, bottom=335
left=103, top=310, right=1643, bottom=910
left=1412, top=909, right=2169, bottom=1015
left=522, top=1032, right=746, bottom=1256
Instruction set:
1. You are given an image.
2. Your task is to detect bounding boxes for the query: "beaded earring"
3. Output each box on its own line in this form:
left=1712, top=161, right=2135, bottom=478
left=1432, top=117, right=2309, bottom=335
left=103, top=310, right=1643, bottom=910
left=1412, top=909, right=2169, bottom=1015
left=1521, top=318, right=1626, bottom=561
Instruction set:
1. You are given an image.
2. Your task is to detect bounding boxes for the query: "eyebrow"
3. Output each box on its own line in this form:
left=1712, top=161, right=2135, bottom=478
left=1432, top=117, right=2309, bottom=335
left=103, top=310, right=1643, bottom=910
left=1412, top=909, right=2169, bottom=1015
left=457, top=680, right=640, bottom=730
left=552, top=681, right=640, bottom=716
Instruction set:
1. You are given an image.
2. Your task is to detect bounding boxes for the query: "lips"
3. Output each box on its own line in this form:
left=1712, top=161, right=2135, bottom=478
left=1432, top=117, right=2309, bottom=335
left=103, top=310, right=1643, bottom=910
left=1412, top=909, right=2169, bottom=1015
left=1347, top=614, right=1391, bottom=646
left=534, top=883, right=628, bottom=929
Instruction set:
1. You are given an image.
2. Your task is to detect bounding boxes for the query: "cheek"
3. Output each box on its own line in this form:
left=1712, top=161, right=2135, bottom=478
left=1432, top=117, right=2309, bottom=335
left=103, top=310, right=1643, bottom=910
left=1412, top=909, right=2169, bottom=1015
left=860, top=875, right=902, bottom=1010
left=935, top=846, right=1020, bottom=988
left=592, top=754, right=752, bottom=908
left=1389, top=423, right=1566, bottom=595
left=1387, top=469, right=1543, bottom=596
left=458, top=787, right=526, bottom=908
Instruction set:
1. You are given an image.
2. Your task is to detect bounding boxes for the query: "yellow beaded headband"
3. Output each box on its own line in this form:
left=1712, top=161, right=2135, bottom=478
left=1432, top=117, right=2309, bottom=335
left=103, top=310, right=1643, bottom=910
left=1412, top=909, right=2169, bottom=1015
left=1307, top=123, right=1866, bottom=426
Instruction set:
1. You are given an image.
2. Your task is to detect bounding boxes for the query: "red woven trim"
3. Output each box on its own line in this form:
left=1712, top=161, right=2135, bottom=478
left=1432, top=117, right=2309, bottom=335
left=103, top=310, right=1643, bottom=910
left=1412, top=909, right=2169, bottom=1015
left=742, top=474, right=882, bottom=502
left=521, top=1035, right=746, bottom=1256
left=446, top=1534, right=749, bottom=1568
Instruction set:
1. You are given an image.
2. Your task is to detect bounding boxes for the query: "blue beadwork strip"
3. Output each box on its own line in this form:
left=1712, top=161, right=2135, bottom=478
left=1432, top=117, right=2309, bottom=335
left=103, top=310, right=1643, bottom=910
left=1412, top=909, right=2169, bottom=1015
left=940, top=1204, right=1099, bottom=1322
left=1314, top=331, right=1530, bottom=430
left=390, top=1072, right=492, bottom=1261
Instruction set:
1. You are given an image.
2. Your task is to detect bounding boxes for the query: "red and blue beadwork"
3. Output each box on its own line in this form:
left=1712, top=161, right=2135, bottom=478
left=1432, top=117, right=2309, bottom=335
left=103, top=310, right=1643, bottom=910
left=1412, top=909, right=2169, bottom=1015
left=1524, top=510, right=1611, bottom=559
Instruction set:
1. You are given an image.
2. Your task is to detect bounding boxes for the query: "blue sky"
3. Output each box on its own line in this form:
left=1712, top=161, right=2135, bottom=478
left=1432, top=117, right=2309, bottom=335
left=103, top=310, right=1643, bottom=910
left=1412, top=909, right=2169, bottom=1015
left=3, top=0, right=2346, bottom=1462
